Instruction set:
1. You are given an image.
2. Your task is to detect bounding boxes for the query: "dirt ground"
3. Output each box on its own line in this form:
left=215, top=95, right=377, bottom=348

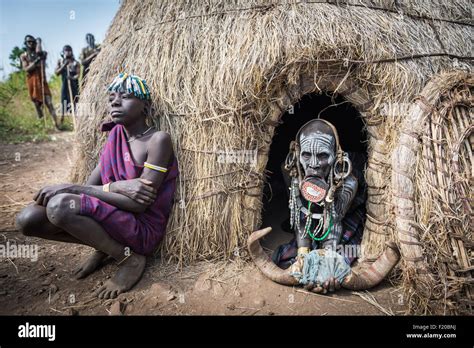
left=0, top=132, right=407, bottom=316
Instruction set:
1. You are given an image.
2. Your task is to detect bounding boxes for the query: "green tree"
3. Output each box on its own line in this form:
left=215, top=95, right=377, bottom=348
left=9, top=46, right=25, bottom=70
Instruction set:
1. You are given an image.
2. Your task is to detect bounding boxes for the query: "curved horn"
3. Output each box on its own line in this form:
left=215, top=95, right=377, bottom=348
left=248, top=227, right=400, bottom=290
left=247, top=227, right=298, bottom=286
left=341, top=241, right=400, bottom=290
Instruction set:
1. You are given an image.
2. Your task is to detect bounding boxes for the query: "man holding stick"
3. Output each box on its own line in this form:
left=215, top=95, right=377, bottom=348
left=20, top=35, right=60, bottom=129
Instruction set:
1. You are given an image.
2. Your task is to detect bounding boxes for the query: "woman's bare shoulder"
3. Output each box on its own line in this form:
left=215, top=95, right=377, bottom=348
left=146, top=131, right=172, bottom=152
left=149, top=130, right=171, bottom=140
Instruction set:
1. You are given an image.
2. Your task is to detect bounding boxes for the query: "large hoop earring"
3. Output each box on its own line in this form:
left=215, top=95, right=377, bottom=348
left=333, top=152, right=352, bottom=180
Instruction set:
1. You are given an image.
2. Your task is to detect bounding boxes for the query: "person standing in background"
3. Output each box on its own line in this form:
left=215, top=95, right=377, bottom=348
left=55, top=45, right=80, bottom=124
left=20, top=35, right=60, bottom=129
left=79, top=33, right=101, bottom=84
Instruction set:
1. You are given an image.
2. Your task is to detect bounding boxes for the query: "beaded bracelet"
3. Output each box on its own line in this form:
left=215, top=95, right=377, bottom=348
left=144, top=162, right=168, bottom=173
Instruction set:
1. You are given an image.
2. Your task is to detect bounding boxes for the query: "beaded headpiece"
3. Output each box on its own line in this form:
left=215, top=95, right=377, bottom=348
left=108, top=72, right=151, bottom=101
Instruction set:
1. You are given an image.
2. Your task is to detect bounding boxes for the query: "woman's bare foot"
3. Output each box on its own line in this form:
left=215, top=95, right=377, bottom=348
left=95, top=253, right=146, bottom=299
left=73, top=250, right=108, bottom=279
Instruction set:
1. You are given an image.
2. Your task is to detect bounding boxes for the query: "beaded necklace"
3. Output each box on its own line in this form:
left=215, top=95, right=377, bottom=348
left=289, top=178, right=332, bottom=242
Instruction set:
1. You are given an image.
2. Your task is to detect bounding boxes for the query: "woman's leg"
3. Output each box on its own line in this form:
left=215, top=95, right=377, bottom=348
left=16, top=203, right=86, bottom=245
left=44, top=194, right=125, bottom=259
left=16, top=203, right=108, bottom=279
left=45, top=193, right=145, bottom=299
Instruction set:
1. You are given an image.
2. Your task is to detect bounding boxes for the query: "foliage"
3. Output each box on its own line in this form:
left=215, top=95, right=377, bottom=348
left=0, top=70, right=67, bottom=143
left=9, top=46, right=25, bottom=70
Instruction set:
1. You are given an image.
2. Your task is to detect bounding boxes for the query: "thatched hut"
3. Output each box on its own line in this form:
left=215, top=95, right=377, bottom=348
left=72, top=0, right=473, bottom=314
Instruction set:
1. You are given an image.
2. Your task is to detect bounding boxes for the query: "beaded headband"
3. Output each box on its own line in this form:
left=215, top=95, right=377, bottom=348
left=108, top=72, right=151, bottom=101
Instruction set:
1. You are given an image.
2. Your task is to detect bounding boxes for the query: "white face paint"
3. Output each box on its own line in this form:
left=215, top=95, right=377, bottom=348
left=299, top=131, right=336, bottom=179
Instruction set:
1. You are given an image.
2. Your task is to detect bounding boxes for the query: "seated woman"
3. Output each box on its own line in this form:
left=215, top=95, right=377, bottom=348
left=16, top=73, right=179, bottom=299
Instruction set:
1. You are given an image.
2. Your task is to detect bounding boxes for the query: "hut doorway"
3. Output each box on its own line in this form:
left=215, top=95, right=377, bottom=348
left=261, top=92, right=368, bottom=252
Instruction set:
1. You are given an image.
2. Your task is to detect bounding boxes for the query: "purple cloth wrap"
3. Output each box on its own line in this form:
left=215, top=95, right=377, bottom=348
left=79, top=121, right=179, bottom=255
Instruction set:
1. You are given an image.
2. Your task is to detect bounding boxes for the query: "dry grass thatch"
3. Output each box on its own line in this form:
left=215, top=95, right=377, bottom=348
left=71, top=0, right=473, bottom=314
left=392, top=71, right=473, bottom=314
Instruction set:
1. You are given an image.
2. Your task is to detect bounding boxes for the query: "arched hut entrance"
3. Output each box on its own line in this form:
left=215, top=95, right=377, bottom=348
left=252, top=70, right=473, bottom=314
left=261, top=92, right=368, bottom=253
left=250, top=72, right=389, bottom=263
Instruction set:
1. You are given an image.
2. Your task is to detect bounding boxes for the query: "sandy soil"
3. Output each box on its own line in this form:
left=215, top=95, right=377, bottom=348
left=0, top=133, right=407, bottom=315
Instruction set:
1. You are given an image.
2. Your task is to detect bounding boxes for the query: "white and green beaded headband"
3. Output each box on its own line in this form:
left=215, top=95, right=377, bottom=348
left=108, top=72, right=151, bottom=101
